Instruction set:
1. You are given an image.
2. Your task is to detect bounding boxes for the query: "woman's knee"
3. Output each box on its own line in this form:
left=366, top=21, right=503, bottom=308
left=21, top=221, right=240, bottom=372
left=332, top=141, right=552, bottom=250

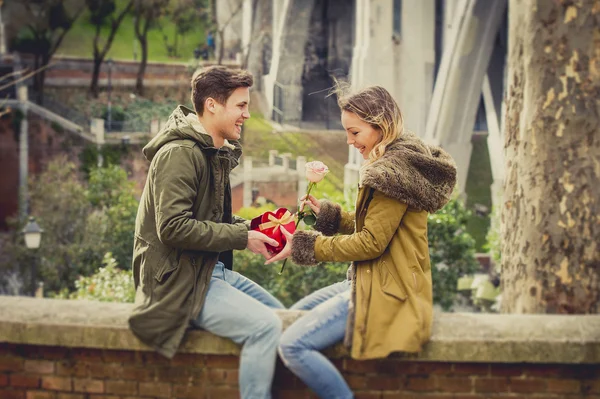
left=255, top=310, right=282, bottom=339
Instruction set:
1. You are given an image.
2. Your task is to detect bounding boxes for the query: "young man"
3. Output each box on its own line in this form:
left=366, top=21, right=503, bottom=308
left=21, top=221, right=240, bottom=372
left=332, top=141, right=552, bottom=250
left=129, top=66, right=284, bottom=399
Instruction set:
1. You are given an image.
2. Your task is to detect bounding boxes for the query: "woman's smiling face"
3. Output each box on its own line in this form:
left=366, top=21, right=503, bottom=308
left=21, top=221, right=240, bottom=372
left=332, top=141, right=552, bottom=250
left=342, top=110, right=381, bottom=160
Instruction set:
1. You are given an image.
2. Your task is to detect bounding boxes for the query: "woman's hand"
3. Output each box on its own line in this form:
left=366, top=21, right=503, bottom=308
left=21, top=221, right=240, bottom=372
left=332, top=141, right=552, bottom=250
left=300, top=194, right=321, bottom=216
left=265, top=228, right=293, bottom=265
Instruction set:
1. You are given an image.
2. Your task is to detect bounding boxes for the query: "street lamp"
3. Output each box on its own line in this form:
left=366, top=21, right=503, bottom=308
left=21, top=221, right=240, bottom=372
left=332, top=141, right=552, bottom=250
left=22, top=216, right=43, bottom=296
left=107, top=58, right=113, bottom=133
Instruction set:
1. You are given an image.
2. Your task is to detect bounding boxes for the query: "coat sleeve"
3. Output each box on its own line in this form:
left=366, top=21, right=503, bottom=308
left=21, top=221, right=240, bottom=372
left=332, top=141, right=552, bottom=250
left=313, top=201, right=355, bottom=236
left=291, top=190, right=407, bottom=265
left=152, top=146, right=248, bottom=251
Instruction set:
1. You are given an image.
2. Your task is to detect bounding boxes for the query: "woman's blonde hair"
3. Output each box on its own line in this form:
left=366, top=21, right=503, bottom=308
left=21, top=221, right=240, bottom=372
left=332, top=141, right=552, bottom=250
left=336, top=84, right=404, bottom=164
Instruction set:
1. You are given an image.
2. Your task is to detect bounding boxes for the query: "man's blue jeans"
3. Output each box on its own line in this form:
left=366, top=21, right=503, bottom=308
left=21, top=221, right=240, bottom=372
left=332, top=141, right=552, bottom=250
left=192, top=262, right=285, bottom=399
left=279, top=280, right=353, bottom=399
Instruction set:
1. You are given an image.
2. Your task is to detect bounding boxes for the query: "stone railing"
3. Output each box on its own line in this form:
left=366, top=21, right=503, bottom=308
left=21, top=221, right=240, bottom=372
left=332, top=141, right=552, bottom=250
left=1, top=296, right=599, bottom=398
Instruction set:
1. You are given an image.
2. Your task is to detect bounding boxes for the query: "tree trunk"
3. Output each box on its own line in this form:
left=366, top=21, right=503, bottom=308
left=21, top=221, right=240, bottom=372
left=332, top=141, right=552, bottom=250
left=136, top=38, right=148, bottom=96
left=501, top=0, right=600, bottom=313
left=90, top=58, right=102, bottom=98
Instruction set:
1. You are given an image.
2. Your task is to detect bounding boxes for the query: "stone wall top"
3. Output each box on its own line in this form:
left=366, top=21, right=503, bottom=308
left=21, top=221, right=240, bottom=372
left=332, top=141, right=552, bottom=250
left=1, top=296, right=599, bottom=364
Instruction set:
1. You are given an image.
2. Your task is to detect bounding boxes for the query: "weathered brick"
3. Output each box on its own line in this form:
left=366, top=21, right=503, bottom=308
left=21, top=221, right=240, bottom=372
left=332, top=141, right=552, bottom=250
left=139, top=381, right=172, bottom=398
left=0, top=388, right=26, bottom=399
left=365, top=375, right=402, bottom=390
left=474, top=377, right=509, bottom=393
left=346, top=375, right=368, bottom=389
left=56, top=394, right=85, bottom=399
left=343, top=359, right=380, bottom=374
left=208, top=387, right=239, bottom=399
left=41, top=376, right=72, bottom=391
left=34, top=347, right=69, bottom=361
left=509, top=378, right=547, bottom=393
left=547, top=378, right=581, bottom=393
left=88, top=363, right=123, bottom=379
left=172, top=384, right=206, bottom=398
left=105, top=380, right=137, bottom=396
left=354, top=393, right=384, bottom=399
left=408, top=362, right=453, bottom=376
left=0, top=357, right=24, bottom=372
left=0, top=373, right=8, bottom=386
left=205, top=355, right=239, bottom=368
left=490, top=364, right=525, bottom=377
left=274, top=391, right=309, bottom=399
left=72, top=379, right=104, bottom=394
left=101, top=350, right=135, bottom=364
left=154, top=365, right=205, bottom=384
left=405, top=376, right=436, bottom=392
left=171, top=353, right=204, bottom=366
left=453, top=363, right=490, bottom=376
left=55, top=361, right=88, bottom=378
left=71, top=350, right=103, bottom=363
left=10, top=373, right=41, bottom=388
left=436, top=376, right=473, bottom=393
left=26, top=391, right=56, bottom=399
left=24, top=360, right=55, bottom=374
left=120, top=366, right=155, bottom=381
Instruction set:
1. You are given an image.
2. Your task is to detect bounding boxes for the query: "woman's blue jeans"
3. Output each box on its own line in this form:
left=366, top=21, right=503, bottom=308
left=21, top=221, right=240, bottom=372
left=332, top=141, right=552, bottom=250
left=279, top=280, right=353, bottom=399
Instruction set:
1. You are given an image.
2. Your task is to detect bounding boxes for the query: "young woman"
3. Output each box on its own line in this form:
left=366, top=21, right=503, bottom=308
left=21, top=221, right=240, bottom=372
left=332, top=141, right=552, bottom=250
left=265, top=86, right=457, bottom=398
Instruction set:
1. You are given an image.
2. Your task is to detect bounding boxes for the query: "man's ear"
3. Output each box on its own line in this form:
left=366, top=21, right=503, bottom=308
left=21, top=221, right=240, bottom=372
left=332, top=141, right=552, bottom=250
left=205, top=97, right=217, bottom=114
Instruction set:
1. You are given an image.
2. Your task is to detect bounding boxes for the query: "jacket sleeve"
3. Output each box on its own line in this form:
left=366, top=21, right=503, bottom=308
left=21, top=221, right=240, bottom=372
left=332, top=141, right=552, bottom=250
left=152, top=146, right=248, bottom=251
left=313, top=201, right=355, bottom=236
left=232, top=214, right=251, bottom=229
left=291, top=190, right=407, bottom=265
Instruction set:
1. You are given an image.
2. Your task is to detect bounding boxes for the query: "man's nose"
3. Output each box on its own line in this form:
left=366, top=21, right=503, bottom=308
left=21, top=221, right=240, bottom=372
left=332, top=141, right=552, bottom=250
left=242, top=110, right=250, bottom=119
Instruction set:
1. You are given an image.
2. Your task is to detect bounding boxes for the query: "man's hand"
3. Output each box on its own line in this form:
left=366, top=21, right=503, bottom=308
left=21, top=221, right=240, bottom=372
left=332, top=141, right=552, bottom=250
left=247, top=230, right=279, bottom=259
left=265, top=228, right=293, bottom=265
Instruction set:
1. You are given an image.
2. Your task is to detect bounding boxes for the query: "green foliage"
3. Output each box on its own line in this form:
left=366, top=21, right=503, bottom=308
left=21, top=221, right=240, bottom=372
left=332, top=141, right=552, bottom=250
left=79, top=144, right=128, bottom=176
left=0, top=156, right=137, bottom=296
left=234, top=250, right=349, bottom=308
left=428, top=196, right=480, bottom=310
left=54, top=252, right=135, bottom=302
left=464, top=137, right=493, bottom=250
left=87, top=165, right=138, bottom=270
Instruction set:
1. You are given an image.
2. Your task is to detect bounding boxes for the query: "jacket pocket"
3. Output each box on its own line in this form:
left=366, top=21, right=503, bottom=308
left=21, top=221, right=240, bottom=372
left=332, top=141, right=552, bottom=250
left=380, top=260, right=407, bottom=301
left=154, top=249, right=176, bottom=283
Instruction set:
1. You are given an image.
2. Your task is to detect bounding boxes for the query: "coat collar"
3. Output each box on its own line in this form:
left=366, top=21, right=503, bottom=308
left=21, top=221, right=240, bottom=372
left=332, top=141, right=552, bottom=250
left=360, top=131, right=457, bottom=213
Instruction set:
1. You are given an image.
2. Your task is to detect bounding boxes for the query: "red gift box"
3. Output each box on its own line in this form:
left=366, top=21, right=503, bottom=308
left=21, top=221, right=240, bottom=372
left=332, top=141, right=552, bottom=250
left=250, top=208, right=296, bottom=254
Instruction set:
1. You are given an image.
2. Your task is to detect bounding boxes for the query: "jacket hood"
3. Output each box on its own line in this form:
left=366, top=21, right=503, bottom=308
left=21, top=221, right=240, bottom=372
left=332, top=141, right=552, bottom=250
left=142, top=105, right=242, bottom=162
left=360, top=131, right=457, bottom=213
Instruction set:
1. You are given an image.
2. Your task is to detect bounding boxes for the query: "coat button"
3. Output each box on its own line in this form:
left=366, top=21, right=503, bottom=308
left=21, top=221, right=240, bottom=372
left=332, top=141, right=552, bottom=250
left=366, top=269, right=371, bottom=274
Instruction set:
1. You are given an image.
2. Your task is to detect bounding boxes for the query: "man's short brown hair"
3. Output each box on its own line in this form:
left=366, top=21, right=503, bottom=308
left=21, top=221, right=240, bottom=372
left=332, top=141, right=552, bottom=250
left=191, top=66, right=253, bottom=115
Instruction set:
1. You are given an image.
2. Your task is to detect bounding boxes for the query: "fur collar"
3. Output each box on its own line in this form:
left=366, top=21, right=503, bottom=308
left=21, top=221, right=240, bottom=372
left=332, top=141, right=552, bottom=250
left=360, top=131, right=457, bottom=213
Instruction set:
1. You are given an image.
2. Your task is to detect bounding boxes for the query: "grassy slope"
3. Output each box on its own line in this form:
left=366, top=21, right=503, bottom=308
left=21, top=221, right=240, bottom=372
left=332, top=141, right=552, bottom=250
left=242, top=114, right=347, bottom=196
left=57, top=2, right=206, bottom=63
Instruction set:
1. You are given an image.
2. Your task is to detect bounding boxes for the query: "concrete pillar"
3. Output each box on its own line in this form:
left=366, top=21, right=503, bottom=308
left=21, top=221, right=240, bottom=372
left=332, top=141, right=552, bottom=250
left=399, top=0, right=436, bottom=135
left=268, top=149, right=278, bottom=166
left=280, top=152, right=291, bottom=170
left=296, top=156, right=307, bottom=200
left=243, top=156, right=253, bottom=207
left=424, top=0, right=507, bottom=193
left=91, top=118, right=105, bottom=168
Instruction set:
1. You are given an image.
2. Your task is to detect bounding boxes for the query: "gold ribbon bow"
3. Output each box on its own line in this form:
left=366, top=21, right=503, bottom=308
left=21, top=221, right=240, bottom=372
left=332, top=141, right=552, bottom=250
left=259, top=210, right=295, bottom=231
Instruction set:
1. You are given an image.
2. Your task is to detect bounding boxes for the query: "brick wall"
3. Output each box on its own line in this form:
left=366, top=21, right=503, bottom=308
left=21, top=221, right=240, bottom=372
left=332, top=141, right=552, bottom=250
left=1, top=343, right=599, bottom=399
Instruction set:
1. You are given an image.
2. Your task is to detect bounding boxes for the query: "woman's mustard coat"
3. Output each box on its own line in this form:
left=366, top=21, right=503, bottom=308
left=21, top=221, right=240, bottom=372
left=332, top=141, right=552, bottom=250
left=291, top=132, right=456, bottom=360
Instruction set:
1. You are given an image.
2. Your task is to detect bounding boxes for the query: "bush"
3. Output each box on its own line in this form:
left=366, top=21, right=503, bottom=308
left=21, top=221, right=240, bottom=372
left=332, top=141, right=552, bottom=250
left=0, top=157, right=137, bottom=296
left=428, top=196, right=480, bottom=310
left=54, top=253, right=134, bottom=303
